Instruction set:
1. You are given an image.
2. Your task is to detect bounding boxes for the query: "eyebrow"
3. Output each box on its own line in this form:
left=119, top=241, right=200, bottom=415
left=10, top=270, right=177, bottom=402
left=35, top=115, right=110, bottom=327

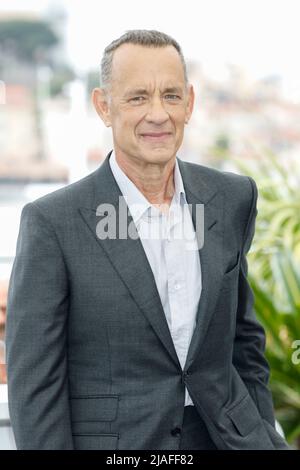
left=163, top=87, right=183, bottom=94
left=124, top=86, right=184, bottom=97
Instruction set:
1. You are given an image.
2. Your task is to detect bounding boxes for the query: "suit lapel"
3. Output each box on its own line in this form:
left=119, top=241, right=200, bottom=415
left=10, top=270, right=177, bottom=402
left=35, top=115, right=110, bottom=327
left=171, top=158, right=224, bottom=370
left=182, top=190, right=224, bottom=370
left=79, top=152, right=224, bottom=372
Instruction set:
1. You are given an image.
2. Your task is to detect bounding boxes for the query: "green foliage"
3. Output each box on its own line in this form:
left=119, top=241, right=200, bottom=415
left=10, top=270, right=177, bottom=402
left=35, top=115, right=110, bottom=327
left=249, top=254, right=300, bottom=443
left=231, top=151, right=300, bottom=447
left=49, top=65, right=76, bottom=97
left=208, top=133, right=231, bottom=169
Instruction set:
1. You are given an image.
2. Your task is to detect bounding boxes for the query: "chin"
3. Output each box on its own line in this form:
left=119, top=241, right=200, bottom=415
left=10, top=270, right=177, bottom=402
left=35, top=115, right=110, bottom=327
left=141, top=147, right=176, bottom=164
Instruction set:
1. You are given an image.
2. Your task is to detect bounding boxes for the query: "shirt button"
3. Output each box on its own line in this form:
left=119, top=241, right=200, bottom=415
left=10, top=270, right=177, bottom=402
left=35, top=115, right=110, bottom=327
left=170, top=427, right=181, bottom=437
left=174, top=283, right=180, bottom=290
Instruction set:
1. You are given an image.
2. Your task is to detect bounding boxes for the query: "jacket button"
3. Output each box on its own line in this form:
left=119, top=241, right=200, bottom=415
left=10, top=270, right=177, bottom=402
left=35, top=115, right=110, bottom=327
left=181, top=371, right=190, bottom=382
left=171, top=427, right=181, bottom=437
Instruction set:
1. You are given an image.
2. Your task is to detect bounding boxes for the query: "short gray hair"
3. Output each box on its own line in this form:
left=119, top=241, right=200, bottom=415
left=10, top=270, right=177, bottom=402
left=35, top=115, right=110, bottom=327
left=100, top=29, right=188, bottom=89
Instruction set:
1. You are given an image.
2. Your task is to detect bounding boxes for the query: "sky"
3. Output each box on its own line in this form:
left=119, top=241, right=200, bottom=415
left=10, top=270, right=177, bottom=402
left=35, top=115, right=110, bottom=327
left=1, top=0, right=300, bottom=100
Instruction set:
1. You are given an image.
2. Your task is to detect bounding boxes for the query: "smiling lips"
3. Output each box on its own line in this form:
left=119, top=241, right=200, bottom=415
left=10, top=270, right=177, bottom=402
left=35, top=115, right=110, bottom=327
left=140, top=132, right=172, bottom=141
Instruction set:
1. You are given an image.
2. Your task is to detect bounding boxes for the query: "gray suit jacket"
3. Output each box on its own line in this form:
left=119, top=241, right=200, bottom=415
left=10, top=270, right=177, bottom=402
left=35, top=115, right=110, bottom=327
left=5, top=151, right=289, bottom=449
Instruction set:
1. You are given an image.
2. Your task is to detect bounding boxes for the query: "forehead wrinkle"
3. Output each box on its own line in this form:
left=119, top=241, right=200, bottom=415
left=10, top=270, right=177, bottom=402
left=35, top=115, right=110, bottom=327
left=123, top=81, right=185, bottom=97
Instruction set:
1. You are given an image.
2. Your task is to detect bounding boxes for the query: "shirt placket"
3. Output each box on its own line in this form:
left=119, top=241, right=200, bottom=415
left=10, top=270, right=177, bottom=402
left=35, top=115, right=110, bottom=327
left=164, top=205, right=188, bottom=342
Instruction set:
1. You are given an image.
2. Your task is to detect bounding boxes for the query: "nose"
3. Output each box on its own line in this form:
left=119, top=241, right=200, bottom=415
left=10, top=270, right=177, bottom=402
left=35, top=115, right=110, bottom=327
left=144, top=96, right=169, bottom=125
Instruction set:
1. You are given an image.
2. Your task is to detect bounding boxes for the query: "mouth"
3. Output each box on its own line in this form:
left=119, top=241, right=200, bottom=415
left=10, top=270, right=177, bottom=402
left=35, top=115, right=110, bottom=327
left=140, top=132, right=172, bottom=142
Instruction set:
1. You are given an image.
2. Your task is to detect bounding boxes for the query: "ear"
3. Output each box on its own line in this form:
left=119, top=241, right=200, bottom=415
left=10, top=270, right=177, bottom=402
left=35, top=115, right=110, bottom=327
left=92, top=87, right=112, bottom=127
left=185, top=84, right=195, bottom=124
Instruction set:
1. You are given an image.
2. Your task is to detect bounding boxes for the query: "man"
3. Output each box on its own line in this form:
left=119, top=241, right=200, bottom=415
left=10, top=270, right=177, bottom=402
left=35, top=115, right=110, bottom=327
left=6, top=30, right=289, bottom=450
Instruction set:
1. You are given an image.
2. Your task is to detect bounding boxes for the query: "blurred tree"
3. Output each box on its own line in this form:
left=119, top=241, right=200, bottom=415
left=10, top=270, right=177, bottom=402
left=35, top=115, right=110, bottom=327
left=207, top=133, right=231, bottom=169
left=0, top=19, right=75, bottom=163
left=229, top=149, right=300, bottom=448
left=49, top=64, right=76, bottom=97
left=0, top=19, right=60, bottom=161
left=0, top=19, right=58, bottom=63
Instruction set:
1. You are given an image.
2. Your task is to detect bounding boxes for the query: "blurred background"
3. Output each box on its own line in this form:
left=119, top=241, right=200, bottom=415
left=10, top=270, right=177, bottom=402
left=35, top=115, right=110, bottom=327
left=0, top=0, right=299, bottom=449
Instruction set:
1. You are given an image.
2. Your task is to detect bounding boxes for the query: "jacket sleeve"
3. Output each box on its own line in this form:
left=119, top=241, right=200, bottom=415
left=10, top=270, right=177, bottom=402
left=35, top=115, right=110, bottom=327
left=5, top=202, right=74, bottom=449
left=232, top=176, right=276, bottom=428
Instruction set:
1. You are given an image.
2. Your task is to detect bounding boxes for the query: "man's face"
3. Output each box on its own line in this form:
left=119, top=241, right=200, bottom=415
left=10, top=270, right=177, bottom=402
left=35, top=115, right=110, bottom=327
left=93, top=44, right=194, bottom=166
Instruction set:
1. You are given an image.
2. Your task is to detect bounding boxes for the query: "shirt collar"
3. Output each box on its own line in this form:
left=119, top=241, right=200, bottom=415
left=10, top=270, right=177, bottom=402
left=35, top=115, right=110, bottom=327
left=109, top=150, right=186, bottom=225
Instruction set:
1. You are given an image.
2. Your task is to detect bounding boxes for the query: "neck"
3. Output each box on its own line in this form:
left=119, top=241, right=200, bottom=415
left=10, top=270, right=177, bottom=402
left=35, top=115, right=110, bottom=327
left=115, top=152, right=176, bottom=209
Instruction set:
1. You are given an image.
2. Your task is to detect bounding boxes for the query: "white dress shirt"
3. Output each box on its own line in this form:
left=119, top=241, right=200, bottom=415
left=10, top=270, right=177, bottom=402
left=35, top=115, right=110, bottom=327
left=109, top=151, right=202, bottom=406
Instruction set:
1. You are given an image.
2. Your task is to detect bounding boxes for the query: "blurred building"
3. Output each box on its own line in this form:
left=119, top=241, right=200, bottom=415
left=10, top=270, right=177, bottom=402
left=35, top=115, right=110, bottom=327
left=0, top=9, right=69, bottom=182
left=182, top=61, right=300, bottom=170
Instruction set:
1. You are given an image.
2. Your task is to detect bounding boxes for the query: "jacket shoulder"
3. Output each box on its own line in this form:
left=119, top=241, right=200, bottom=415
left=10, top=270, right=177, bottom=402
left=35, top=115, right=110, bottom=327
left=17, top=168, right=99, bottom=234
left=182, top=160, right=256, bottom=204
left=24, top=168, right=98, bottom=218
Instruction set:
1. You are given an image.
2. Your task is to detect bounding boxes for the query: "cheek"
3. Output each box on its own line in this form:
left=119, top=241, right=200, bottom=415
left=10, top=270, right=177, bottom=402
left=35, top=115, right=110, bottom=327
left=173, top=118, right=185, bottom=138
left=116, top=113, right=142, bottom=135
left=171, top=108, right=187, bottom=126
left=112, top=118, right=132, bottom=139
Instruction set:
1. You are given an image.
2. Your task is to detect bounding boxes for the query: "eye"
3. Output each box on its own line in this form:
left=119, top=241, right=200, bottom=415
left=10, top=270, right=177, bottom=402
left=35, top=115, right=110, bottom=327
left=164, top=94, right=181, bottom=101
left=130, top=96, right=146, bottom=103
